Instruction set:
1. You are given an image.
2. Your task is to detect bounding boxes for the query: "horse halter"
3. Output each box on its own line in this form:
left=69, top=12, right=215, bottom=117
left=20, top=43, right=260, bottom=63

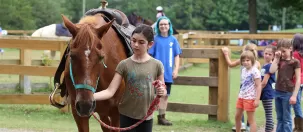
left=69, top=58, right=99, bottom=93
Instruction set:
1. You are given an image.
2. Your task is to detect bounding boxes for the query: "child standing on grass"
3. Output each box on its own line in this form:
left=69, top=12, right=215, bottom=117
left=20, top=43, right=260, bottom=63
left=221, top=43, right=260, bottom=131
left=149, top=16, right=182, bottom=126
left=291, top=33, right=303, bottom=131
left=235, top=50, right=262, bottom=132
left=93, top=24, right=166, bottom=132
left=260, top=45, right=276, bottom=132
left=269, top=39, right=301, bottom=132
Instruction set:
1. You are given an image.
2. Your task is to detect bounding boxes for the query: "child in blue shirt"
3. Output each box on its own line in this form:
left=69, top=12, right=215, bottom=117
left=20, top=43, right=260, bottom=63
left=148, top=16, right=182, bottom=126
left=260, top=45, right=276, bottom=132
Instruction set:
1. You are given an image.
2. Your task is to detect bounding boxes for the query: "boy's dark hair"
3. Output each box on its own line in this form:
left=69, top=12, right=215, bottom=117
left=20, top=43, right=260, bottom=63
left=131, top=24, right=154, bottom=42
left=277, top=39, right=292, bottom=49
left=292, top=33, right=303, bottom=56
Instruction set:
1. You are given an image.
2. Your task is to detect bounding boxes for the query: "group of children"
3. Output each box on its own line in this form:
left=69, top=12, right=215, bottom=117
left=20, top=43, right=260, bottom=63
left=222, top=34, right=303, bottom=132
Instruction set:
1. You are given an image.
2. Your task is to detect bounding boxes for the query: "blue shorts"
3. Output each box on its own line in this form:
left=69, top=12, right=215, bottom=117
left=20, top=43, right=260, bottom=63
left=165, top=82, right=172, bottom=96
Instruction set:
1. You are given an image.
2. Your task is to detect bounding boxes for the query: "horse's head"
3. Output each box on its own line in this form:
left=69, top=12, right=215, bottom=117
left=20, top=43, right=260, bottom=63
left=62, top=14, right=114, bottom=117
left=136, top=15, right=154, bottom=26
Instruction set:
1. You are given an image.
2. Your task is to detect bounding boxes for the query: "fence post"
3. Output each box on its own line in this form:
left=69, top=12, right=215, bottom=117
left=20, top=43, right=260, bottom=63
left=217, top=50, right=230, bottom=122
left=178, top=34, right=185, bottom=67
left=208, top=57, right=218, bottom=120
left=19, top=49, right=32, bottom=94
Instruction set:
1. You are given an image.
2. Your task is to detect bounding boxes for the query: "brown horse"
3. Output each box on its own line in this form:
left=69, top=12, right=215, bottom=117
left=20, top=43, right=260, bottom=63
left=62, top=13, right=126, bottom=132
left=127, top=12, right=179, bottom=35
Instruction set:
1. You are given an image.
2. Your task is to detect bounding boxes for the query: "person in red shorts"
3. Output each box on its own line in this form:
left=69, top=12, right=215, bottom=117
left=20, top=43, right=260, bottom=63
left=235, top=50, right=262, bottom=132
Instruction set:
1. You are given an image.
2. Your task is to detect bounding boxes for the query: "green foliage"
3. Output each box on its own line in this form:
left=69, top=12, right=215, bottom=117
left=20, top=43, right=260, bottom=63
left=268, top=0, right=303, bottom=10
left=41, top=54, right=53, bottom=66
left=0, top=0, right=302, bottom=31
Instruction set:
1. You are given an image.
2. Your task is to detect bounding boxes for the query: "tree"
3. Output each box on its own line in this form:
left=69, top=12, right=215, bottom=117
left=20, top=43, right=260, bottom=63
left=249, top=0, right=257, bottom=33
left=0, top=0, right=36, bottom=29
left=269, top=0, right=303, bottom=10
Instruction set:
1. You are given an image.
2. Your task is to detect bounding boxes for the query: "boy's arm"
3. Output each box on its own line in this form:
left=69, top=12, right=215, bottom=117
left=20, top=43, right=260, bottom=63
left=269, top=58, right=279, bottom=73
left=270, top=51, right=281, bottom=73
left=173, top=55, right=180, bottom=79
left=290, top=68, right=301, bottom=104
left=174, top=55, right=180, bottom=71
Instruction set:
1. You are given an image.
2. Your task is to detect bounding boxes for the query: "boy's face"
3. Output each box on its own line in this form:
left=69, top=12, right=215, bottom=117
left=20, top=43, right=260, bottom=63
left=159, top=19, right=169, bottom=34
left=279, top=47, right=292, bottom=59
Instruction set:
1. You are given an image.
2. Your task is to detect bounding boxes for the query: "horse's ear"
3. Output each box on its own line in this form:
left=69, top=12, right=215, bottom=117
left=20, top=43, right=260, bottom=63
left=96, top=19, right=115, bottom=38
left=61, top=14, right=77, bottom=37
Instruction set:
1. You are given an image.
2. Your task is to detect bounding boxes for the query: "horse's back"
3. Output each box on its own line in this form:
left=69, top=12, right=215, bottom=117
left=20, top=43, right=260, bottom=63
left=31, top=24, right=57, bottom=37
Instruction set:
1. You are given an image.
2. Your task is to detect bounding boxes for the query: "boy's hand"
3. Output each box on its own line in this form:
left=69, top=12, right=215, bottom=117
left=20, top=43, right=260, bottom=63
left=275, top=51, right=281, bottom=59
left=289, top=95, right=297, bottom=105
left=173, top=70, right=178, bottom=79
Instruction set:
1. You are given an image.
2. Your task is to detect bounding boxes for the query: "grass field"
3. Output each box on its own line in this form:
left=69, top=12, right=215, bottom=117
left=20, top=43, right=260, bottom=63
left=0, top=48, right=302, bottom=132
left=0, top=63, right=286, bottom=132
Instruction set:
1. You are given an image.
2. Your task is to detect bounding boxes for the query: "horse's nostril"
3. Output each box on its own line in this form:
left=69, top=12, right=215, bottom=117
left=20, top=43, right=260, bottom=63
left=76, top=102, right=81, bottom=111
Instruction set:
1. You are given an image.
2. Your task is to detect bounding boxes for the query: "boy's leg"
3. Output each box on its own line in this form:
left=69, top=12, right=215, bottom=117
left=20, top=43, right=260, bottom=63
left=293, top=86, right=303, bottom=118
left=281, top=92, right=293, bottom=132
left=275, top=91, right=284, bottom=132
left=158, top=82, right=172, bottom=126
left=293, top=86, right=303, bottom=131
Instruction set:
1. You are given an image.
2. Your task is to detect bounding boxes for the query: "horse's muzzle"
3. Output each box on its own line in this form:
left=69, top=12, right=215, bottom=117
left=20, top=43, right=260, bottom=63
left=75, top=99, right=96, bottom=117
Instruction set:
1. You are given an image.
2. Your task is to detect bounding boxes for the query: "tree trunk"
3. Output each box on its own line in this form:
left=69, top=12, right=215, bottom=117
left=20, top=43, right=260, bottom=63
left=249, top=0, right=257, bottom=34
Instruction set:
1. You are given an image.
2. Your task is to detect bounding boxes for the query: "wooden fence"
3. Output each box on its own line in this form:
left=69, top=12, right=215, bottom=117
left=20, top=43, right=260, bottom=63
left=178, top=33, right=294, bottom=64
left=0, top=35, right=230, bottom=122
left=6, top=30, right=35, bottom=36
left=0, top=36, right=69, bottom=94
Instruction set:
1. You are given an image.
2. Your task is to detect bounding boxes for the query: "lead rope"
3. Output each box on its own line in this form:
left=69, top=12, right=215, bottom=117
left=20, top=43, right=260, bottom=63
left=92, top=80, right=165, bottom=131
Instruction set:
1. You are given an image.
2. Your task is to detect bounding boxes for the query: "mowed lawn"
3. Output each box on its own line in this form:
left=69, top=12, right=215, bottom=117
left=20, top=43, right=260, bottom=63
left=0, top=64, right=270, bottom=132
left=0, top=48, right=302, bottom=132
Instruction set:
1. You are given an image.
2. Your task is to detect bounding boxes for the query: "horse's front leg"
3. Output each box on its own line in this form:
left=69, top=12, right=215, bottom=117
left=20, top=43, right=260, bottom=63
left=71, top=105, right=90, bottom=132
left=109, top=107, right=120, bottom=132
left=98, top=114, right=112, bottom=132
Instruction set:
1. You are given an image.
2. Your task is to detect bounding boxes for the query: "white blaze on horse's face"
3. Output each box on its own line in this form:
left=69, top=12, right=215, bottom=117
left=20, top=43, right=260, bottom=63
left=84, top=46, right=91, bottom=59
left=84, top=45, right=91, bottom=84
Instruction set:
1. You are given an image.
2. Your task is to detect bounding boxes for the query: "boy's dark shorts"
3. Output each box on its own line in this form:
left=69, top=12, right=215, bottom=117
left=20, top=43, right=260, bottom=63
left=165, top=82, right=172, bottom=96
